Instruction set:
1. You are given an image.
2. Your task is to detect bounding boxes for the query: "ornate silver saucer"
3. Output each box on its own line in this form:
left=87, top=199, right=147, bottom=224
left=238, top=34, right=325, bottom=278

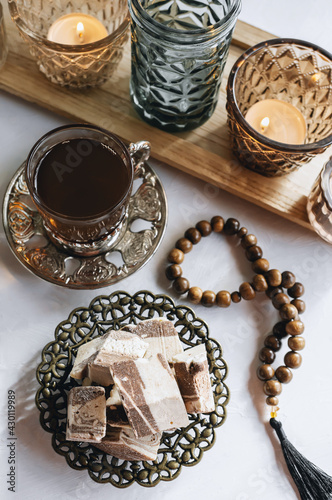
left=3, top=161, right=167, bottom=289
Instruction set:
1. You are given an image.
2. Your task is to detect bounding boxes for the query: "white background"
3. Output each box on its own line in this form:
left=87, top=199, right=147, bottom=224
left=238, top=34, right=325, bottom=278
left=1, top=1, right=332, bottom=499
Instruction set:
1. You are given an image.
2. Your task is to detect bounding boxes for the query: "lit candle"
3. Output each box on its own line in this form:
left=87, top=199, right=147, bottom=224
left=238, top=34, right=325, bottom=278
left=76, top=22, right=84, bottom=43
left=47, top=13, right=108, bottom=45
left=245, top=99, right=306, bottom=145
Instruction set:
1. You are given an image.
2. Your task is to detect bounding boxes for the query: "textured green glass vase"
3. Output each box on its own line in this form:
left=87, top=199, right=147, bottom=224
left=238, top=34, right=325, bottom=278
left=129, top=0, right=241, bottom=132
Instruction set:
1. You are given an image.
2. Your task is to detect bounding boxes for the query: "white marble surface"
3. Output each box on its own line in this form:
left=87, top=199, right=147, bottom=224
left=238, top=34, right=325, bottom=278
left=1, top=2, right=332, bottom=500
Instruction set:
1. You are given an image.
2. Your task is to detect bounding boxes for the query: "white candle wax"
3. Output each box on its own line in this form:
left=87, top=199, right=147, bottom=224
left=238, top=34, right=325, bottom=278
left=47, top=13, right=108, bottom=45
left=245, top=99, right=306, bottom=144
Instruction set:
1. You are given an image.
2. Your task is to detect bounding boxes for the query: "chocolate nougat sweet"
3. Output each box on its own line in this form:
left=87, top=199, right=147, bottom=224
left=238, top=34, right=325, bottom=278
left=172, top=344, right=214, bottom=413
left=66, top=386, right=106, bottom=442
left=110, top=353, right=189, bottom=438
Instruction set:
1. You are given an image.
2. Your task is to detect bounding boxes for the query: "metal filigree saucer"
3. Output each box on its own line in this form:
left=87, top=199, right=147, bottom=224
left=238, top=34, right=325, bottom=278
left=2, top=162, right=167, bottom=289
left=35, top=291, right=229, bottom=487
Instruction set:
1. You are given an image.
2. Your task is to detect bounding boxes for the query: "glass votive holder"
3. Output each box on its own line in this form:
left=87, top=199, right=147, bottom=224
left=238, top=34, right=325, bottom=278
left=8, top=0, right=129, bottom=88
left=129, top=0, right=241, bottom=132
left=307, top=156, right=332, bottom=244
left=0, top=2, right=8, bottom=69
left=226, top=38, right=332, bottom=177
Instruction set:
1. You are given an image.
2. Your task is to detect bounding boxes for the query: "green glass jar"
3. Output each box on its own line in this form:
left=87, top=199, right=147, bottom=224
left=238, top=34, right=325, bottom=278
left=129, top=0, right=241, bottom=132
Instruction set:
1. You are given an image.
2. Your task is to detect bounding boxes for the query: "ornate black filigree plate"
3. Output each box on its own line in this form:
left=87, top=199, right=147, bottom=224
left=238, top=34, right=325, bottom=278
left=35, top=291, right=229, bottom=487
left=3, top=162, right=167, bottom=289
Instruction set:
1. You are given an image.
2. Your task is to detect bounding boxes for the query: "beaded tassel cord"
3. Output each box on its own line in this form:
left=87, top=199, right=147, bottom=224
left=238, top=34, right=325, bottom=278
left=166, top=215, right=332, bottom=500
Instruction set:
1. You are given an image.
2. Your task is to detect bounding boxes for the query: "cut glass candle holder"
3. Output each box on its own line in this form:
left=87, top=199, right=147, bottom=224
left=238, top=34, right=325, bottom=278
left=8, top=0, right=129, bottom=88
left=307, top=156, right=332, bottom=244
left=226, top=38, right=332, bottom=177
left=0, top=3, right=8, bottom=70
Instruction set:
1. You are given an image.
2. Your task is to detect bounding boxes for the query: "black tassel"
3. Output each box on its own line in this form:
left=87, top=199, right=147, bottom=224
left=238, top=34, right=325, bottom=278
left=270, top=418, right=332, bottom=500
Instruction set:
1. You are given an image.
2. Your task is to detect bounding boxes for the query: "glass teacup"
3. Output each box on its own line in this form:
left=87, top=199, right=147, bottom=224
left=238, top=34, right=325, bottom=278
left=25, top=124, right=150, bottom=256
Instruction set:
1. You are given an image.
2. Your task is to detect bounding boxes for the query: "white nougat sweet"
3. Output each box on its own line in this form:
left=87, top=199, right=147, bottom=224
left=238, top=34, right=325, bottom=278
left=70, top=330, right=148, bottom=386
left=88, top=330, right=148, bottom=386
left=131, top=319, right=183, bottom=362
left=70, top=336, right=105, bottom=380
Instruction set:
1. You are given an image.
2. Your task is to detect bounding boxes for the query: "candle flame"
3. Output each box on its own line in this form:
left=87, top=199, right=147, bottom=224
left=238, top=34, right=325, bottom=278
left=76, top=22, right=84, bottom=42
left=260, top=116, right=270, bottom=133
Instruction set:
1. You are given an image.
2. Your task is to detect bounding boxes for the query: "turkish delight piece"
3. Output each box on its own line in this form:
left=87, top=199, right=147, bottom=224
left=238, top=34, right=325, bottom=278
left=133, top=319, right=183, bottom=362
left=70, top=336, right=104, bottom=380
left=88, top=330, right=148, bottom=386
left=101, top=330, right=148, bottom=359
left=70, top=330, right=148, bottom=386
left=66, top=386, right=106, bottom=442
left=172, top=344, right=215, bottom=414
left=94, top=427, right=162, bottom=461
left=111, top=353, right=189, bottom=438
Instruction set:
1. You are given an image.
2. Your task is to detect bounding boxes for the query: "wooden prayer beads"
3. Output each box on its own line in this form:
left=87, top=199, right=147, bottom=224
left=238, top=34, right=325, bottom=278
left=165, top=215, right=306, bottom=415
left=166, top=216, right=269, bottom=306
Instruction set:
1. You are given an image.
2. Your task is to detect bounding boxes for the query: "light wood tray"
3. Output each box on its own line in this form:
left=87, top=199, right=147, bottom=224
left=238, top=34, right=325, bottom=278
left=1, top=5, right=330, bottom=230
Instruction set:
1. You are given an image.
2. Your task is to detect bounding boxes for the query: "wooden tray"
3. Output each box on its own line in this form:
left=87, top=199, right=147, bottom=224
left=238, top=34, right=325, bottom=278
left=1, top=5, right=330, bottom=230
